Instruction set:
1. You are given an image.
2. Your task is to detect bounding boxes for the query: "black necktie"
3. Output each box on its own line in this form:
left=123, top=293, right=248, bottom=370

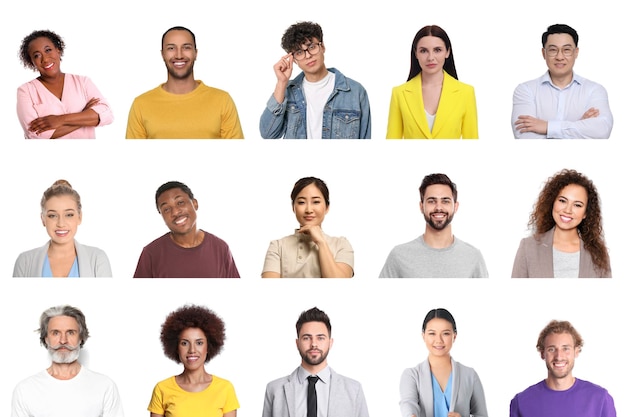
left=307, top=375, right=319, bottom=417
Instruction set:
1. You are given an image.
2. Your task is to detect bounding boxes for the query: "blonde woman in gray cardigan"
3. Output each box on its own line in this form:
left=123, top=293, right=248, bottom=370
left=13, top=180, right=111, bottom=277
left=399, top=308, right=488, bottom=417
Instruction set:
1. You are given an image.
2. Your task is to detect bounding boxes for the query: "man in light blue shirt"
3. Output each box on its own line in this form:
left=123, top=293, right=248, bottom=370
left=512, top=24, right=612, bottom=139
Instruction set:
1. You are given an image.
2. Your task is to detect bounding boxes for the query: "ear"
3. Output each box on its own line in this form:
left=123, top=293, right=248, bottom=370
left=193, top=199, right=199, bottom=210
left=77, top=212, right=83, bottom=226
left=41, top=213, right=46, bottom=227
left=329, top=337, right=334, bottom=350
left=419, top=201, right=424, bottom=214
left=541, top=47, right=547, bottom=60
left=453, top=201, right=459, bottom=214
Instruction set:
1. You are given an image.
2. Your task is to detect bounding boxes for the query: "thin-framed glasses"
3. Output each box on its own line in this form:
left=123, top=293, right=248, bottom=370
left=544, top=46, right=575, bottom=57
left=292, top=42, right=322, bottom=61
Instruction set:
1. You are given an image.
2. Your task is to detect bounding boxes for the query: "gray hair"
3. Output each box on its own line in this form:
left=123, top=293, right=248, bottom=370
left=38, top=305, right=90, bottom=348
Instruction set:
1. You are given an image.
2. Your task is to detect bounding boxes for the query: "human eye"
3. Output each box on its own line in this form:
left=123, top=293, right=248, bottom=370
left=47, top=213, right=57, bottom=219
left=293, top=50, right=304, bottom=59
left=180, top=340, right=188, bottom=346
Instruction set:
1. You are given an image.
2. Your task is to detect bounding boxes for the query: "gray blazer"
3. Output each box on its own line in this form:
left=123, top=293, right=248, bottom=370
left=400, top=358, right=488, bottom=417
left=262, top=367, right=369, bottom=417
left=511, top=227, right=611, bottom=278
left=13, top=240, right=112, bottom=277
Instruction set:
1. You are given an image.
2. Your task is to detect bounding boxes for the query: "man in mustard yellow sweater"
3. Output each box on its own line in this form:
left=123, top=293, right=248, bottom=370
left=126, top=26, right=244, bottom=139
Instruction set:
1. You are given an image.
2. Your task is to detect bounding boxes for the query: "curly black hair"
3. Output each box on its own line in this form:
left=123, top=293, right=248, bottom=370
left=19, top=30, right=65, bottom=71
left=160, top=305, right=225, bottom=364
left=281, top=21, right=323, bottom=54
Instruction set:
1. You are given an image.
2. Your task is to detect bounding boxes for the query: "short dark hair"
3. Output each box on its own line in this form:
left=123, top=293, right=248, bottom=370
left=19, top=29, right=65, bottom=71
left=536, top=320, right=584, bottom=353
left=419, top=173, right=458, bottom=202
left=296, top=307, right=331, bottom=337
left=291, top=177, right=330, bottom=206
left=155, top=181, right=194, bottom=211
left=542, top=24, right=578, bottom=47
left=162, top=26, right=197, bottom=49
left=422, top=308, right=457, bottom=333
left=38, top=305, right=89, bottom=348
left=281, top=21, right=323, bottom=54
left=160, top=305, right=226, bottom=364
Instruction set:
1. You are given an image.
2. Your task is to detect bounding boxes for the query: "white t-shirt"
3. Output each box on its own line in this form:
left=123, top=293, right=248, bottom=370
left=11, top=366, right=124, bottom=417
left=302, top=71, right=336, bottom=139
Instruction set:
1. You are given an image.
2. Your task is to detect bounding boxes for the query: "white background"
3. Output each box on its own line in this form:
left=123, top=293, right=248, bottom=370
left=1, top=0, right=623, bottom=416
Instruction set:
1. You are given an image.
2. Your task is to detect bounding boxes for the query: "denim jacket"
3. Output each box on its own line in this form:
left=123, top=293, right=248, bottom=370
left=259, top=68, right=371, bottom=139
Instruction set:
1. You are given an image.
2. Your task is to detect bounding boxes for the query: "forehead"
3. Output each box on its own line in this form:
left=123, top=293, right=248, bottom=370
left=299, top=321, right=329, bottom=337
left=417, top=35, right=446, bottom=49
left=423, top=184, right=454, bottom=199
left=28, top=36, right=55, bottom=53
left=179, top=327, right=206, bottom=340
left=546, top=33, right=575, bottom=46
left=544, top=332, right=575, bottom=347
left=296, top=183, right=323, bottom=199
left=44, top=195, right=78, bottom=211
left=163, top=30, right=195, bottom=46
left=48, top=315, right=79, bottom=331
left=424, top=317, right=454, bottom=331
left=558, top=184, right=588, bottom=201
left=158, top=188, right=190, bottom=203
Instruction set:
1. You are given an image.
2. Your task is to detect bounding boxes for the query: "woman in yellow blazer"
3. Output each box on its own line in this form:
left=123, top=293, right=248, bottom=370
left=386, top=25, right=478, bottom=139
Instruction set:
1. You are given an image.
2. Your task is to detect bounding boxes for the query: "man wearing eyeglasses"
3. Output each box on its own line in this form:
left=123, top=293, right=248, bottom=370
left=511, top=24, right=612, bottom=139
left=260, top=21, right=371, bottom=139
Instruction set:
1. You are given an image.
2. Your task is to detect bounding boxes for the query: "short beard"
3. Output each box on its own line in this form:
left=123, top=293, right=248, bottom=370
left=424, top=211, right=454, bottom=230
left=166, top=63, right=194, bottom=80
left=300, top=348, right=328, bottom=366
left=48, top=344, right=80, bottom=364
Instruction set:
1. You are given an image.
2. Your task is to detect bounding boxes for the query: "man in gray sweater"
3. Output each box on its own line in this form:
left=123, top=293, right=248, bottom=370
left=379, top=173, right=488, bottom=278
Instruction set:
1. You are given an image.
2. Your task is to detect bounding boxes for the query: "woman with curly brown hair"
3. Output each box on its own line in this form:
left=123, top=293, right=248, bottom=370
left=148, top=305, right=239, bottom=417
left=512, top=169, right=611, bottom=278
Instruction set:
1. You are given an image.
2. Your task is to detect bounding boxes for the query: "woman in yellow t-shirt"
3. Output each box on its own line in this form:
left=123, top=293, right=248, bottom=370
left=148, top=305, right=239, bottom=417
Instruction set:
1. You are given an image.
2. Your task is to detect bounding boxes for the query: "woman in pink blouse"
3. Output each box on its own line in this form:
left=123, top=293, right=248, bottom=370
left=17, top=30, right=113, bottom=139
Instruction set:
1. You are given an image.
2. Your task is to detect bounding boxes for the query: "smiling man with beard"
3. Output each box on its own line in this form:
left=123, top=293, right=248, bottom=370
left=510, top=320, right=616, bottom=417
left=262, top=307, right=370, bottom=417
left=133, top=180, right=240, bottom=278
left=11, top=305, right=124, bottom=417
left=125, top=26, right=244, bottom=139
left=379, top=173, right=488, bottom=278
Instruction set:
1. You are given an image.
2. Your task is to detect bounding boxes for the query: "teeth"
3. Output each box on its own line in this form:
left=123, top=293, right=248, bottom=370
left=175, top=217, right=186, bottom=224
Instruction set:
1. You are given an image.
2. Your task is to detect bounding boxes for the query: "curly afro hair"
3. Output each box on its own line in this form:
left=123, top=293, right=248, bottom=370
left=19, top=30, right=65, bottom=71
left=160, top=305, right=225, bottom=364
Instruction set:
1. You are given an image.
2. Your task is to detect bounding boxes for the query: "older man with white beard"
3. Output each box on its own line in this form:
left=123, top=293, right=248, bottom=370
left=11, top=305, right=124, bottom=417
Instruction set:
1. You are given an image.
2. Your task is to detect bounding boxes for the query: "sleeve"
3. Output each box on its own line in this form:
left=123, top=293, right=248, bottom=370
left=94, top=250, right=113, bottom=277
left=334, top=237, right=355, bottom=271
left=461, top=85, right=479, bottom=139
left=359, top=86, right=372, bottom=139
left=509, top=395, right=520, bottom=417
left=469, top=371, right=488, bottom=417
left=259, top=94, right=288, bottom=139
left=16, top=83, right=54, bottom=139
left=385, top=87, right=404, bottom=139
left=378, top=249, right=397, bottom=278
left=473, top=250, right=489, bottom=278
left=133, top=248, right=153, bottom=278
left=511, top=83, right=546, bottom=139
left=220, top=93, right=244, bottom=139
left=547, top=83, right=613, bottom=139
left=13, top=253, right=28, bottom=277
left=262, top=240, right=281, bottom=275
left=147, top=383, right=165, bottom=415
left=399, top=368, right=420, bottom=417
left=222, top=245, right=240, bottom=278
left=102, top=379, right=125, bottom=417
left=355, top=383, right=370, bottom=417
left=511, top=239, right=529, bottom=278
left=125, top=98, right=148, bottom=139
left=221, top=380, right=240, bottom=413
left=82, top=76, right=114, bottom=127
left=261, top=384, right=275, bottom=417
left=601, top=390, right=617, bottom=417
left=11, top=383, right=29, bottom=417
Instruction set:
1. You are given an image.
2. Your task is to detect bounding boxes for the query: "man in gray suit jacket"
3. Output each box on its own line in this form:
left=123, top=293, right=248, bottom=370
left=262, top=307, right=369, bottom=417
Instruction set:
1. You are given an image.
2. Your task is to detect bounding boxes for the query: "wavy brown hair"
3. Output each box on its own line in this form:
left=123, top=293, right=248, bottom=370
left=529, top=169, right=609, bottom=275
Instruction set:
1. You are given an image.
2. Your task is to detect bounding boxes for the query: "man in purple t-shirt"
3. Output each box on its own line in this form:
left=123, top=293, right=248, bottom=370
left=510, top=320, right=616, bottom=417
left=133, top=181, right=240, bottom=278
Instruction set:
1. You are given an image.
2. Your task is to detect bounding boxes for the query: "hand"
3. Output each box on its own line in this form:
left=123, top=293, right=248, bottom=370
left=514, top=115, right=547, bottom=135
left=581, top=107, right=599, bottom=119
left=448, top=412, right=462, bottom=417
left=297, top=224, right=324, bottom=245
left=82, top=97, right=101, bottom=111
left=28, top=114, right=64, bottom=134
left=273, top=54, right=293, bottom=83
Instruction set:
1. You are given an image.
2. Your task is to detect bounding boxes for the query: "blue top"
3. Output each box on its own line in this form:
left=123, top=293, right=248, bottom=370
left=42, top=254, right=79, bottom=277
left=432, top=372, right=453, bottom=417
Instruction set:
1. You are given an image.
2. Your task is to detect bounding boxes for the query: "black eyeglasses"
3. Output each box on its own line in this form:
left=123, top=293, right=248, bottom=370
left=291, top=42, right=322, bottom=61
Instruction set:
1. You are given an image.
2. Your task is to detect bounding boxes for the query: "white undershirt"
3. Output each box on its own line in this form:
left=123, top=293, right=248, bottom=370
left=425, top=110, right=436, bottom=132
left=302, top=71, right=335, bottom=139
